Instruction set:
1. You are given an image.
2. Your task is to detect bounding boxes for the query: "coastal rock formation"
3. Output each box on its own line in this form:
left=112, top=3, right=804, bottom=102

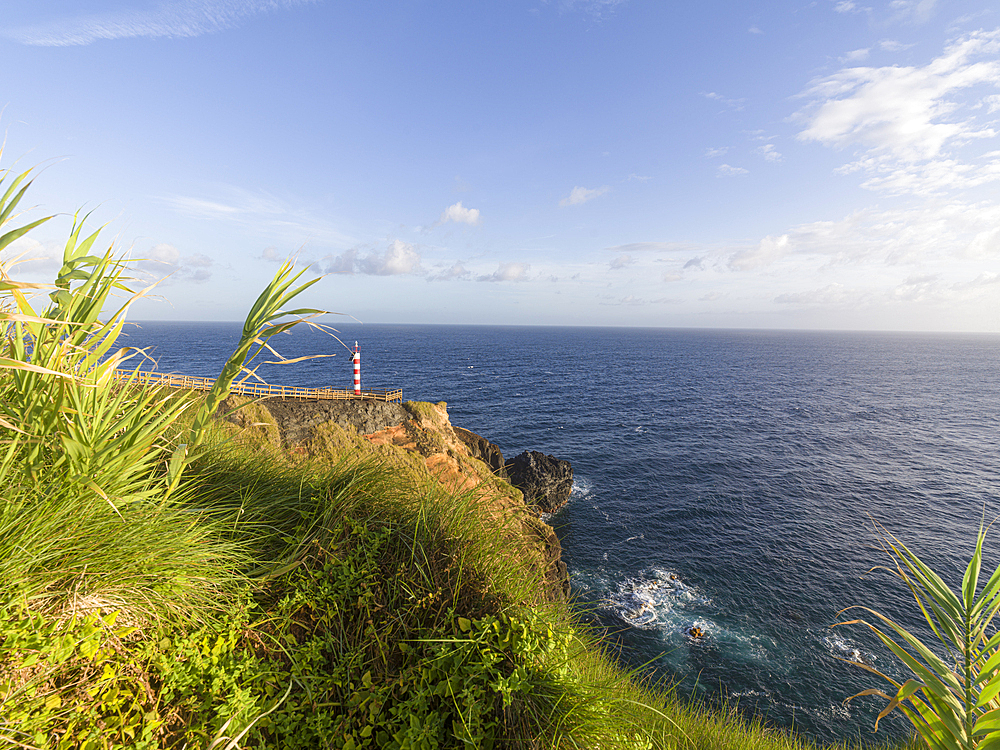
left=452, top=426, right=506, bottom=475
left=504, top=450, right=574, bottom=514
left=223, top=398, right=409, bottom=444
left=217, top=396, right=570, bottom=602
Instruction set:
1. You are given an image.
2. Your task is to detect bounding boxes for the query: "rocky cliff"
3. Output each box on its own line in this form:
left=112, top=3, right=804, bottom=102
left=505, top=451, right=574, bottom=513
left=219, top=396, right=571, bottom=601
left=452, top=426, right=506, bottom=475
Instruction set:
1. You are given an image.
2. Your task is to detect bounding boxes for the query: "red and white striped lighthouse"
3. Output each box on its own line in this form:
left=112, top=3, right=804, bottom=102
left=352, top=342, right=361, bottom=396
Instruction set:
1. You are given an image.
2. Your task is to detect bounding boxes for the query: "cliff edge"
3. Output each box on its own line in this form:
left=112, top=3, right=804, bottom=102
left=219, top=396, right=570, bottom=601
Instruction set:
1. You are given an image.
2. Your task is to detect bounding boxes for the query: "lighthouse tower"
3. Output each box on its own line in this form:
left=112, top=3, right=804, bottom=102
left=352, top=342, right=361, bottom=396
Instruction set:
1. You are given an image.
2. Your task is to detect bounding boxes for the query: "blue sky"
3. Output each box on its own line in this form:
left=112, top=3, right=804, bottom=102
left=2, top=0, right=999, bottom=331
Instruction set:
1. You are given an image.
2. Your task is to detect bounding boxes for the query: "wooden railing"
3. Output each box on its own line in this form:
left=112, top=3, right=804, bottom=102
left=113, top=370, right=403, bottom=403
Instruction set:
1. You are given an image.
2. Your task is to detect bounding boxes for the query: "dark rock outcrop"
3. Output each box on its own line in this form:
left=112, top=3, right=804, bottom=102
left=505, top=451, right=573, bottom=514
left=453, top=427, right=505, bottom=475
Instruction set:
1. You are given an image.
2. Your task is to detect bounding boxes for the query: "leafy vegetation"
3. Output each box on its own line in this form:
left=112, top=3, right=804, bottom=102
left=837, top=521, right=1000, bottom=750
left=0, top=157, right=921, bottom=748
left=403, top=400, right=449, bottom=424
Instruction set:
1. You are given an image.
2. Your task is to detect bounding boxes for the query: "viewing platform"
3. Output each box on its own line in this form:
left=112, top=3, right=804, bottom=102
left=115, top=370, right=403, bottom=403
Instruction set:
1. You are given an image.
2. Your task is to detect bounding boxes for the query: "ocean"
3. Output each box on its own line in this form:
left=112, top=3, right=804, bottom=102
left=121, top=321, right=1000, bottom=746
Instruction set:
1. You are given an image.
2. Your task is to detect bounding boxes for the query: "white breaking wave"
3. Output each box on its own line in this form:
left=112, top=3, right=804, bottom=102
left=822, top=631, right=876, bottom=667
left=593, top=568, right=776, bottom=671
left=607, top=568, right=711, bottom=630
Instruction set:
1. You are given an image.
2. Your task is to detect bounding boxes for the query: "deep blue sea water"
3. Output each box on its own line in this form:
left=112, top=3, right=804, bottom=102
left=122, top=322, right=1000, bottom=746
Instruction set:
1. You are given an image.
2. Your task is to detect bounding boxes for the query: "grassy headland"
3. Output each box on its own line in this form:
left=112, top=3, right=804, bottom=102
left=1, top=396, right=920, bottom=749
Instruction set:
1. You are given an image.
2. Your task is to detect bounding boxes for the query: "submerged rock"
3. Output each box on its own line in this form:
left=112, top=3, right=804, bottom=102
left=504, top=450, right=573, bottom=513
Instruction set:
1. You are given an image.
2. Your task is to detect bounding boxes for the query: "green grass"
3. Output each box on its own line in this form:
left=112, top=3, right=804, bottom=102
left=0, top=416, right=921, bottom=750
left=403, top=401, right=449, bottom=424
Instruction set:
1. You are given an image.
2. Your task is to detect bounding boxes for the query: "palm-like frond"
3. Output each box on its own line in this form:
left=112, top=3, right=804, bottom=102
left=165, top=258, right=335, bottom=495
left=839, top=519, right=1000, bottom=749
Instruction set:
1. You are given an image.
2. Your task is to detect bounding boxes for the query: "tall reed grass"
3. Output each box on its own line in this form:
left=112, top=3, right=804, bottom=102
left=0, top=158, right=325, bottom=623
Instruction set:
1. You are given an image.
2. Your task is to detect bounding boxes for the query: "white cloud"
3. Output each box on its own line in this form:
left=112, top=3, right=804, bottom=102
left=166, top=196, right=243, bottom=217
left=748, top=25, right=763, bottom=34
left=966, top=226, right=1000, bottom=258
left=891, top=273, right=940, bottom=301
left=609, top=254, right=633, bottom=269
left=324, top=248, right=358, bottom=274
left=478, top=262, right=530, bottom=282
left=559, top=185, right=609, bottom=207
left=891, top=271, right=1000, bottom=303
left=799, top=30, right=1000, bottom=161
left=834, top=1, right=858, bottom=13
left=599, top=294, right=669, bottom=306
left=161, top=186, right=356, bottom=247
left=797, top=29, right=1000, bottom=196
left=841, top=48, right=871, bottom=62
left=428, top=261, right=471, bottom=281
left=6, top=0, right=319, bottom=46
left=135, top=243, right=213, bottom=283
left=701, top=91, right=746, bottom=111
left=322, top=240, right=422, bottom=276
left=439, top=201, right=481, bottom=226
left=879, top=39, right=916, bottom=52
left=838, top=155, right=1000, bottom=196
left=956, top=270, right=1000, bottom=291
left=1, top=236, right=61, bottom=276
left=728, top=200, right=1000, bottom=271
left=730, top=234, right=791, bottom=270
left=142, top=243, right=177, bottom=268
left=775, top=271, right=1000, bottom=308
left=605, top=241, right=699, bottom=254
left=556, top=0, right=628, bottom=19
left=775, top=283, right=861, bottom=305
left=718, top=164, right=749, bottom=176
left=704, top=146, right=729, bottom=157
left=757, top=144, right=783, bottom=162
left=887, top=0, right=938, bottom=24
left=360, top=240, right=422, bottom=275
left=186, top=253, right=213, bottom=268
left=2, top=234, right=213, bottom=285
